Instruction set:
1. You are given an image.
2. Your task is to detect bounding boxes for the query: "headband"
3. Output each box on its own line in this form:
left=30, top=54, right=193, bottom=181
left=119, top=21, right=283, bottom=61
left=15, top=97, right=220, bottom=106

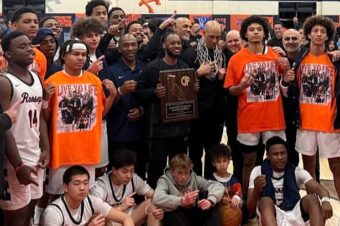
left=66, top=43, right=87, bottom=53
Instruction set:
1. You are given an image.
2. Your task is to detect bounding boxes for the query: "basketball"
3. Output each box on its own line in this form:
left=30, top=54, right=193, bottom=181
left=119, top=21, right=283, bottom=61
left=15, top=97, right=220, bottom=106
left=220, top=203, right=242, bottom=226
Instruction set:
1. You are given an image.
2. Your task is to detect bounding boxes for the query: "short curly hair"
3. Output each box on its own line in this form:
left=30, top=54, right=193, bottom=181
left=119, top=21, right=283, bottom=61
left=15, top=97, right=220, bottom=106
left=71, top=17, right=104, bottom=38
left=240, top=15, right=270, bottom=42
left=303, top=15, right=335, bottom=43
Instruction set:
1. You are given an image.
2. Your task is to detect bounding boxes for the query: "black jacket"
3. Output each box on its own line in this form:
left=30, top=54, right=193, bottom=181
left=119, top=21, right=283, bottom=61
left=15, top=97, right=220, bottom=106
left=287, top=48, right=340, bottom=129
left=135, top=58, right=190, bottom=138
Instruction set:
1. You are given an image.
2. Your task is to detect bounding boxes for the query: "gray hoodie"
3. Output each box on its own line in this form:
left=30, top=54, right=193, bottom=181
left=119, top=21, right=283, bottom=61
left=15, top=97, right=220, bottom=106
left=152, top=167, right=224, bottom=212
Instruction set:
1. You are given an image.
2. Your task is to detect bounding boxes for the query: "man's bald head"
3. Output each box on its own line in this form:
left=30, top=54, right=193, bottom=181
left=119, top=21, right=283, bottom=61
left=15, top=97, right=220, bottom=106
left=203, top=20, right=221, bottom=49
left=226, top=30, right=242, bottom=53
left=174, top=17, right=191, bottom=41
left=118, top=34, right=138, bottom=62
left=282, top=29, right=301, bottom=54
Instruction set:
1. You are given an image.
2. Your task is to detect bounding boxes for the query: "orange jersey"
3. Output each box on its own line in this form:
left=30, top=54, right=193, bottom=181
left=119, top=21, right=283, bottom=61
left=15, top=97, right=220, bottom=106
left=297, top=53, right=336, bottom=132
left=45, top=70, right=106, bottom=169
left=29, top=48, right=47, bottom=81
left=224, top=47, right=285, bottom=133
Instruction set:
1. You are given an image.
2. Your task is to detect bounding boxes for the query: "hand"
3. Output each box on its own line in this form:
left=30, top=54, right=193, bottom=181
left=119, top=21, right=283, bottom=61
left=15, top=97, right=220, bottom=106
left=102, top=79, right=117, bottom=97
left=328, top=50, right=340, bottom=62
left=240, top=74, right=254, bottom=89
left=15, top=165, right=39, bottom=186
left=155, top=83, right=166, bottom=98
left=127, top=108, right=141, bottom=121
left=151, top=206, right=164, bottom=220
left=254, top=175, right=266, bottom=193
left=4, top=100, right=20, bottom=124
left=321, top=201, right=333, bottom=220
left=181, top=190, right=199, bottom=207
left=159, top=10, right=176, bottom=30
left=196, top=62, right=215, bottom=77
left=119, top=80, right=137, bottom=95
left=272, top=46, right=286, bottom=56
left=217, top=67, right=226, bottom=80
left=197, top=199, right=213, bottom=210
left=283, top=68, right=295, bottom=83
left=108, top=23, right=122, bottom=36
left=43, top=83, right=56, bottom=101
left=37, top=150, right=49, bottom=168
left=230, top=195, right=241, bottom=208
left=88, top=214, right=106, bottom=226
left=88, top=55, right=105, bottom=74
left=120, top=192, right=136, bottom=211
left=278, top=57, right=290, bottom=73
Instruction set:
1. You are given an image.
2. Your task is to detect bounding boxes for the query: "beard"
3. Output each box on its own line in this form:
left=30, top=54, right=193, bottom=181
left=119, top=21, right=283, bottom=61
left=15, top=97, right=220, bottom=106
left=165, top=47, right=180, bottom=58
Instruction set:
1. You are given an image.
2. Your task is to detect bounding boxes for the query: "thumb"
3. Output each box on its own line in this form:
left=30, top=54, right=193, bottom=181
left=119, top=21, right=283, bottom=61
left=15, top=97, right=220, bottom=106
left=97, top=55, right=105, bottom=61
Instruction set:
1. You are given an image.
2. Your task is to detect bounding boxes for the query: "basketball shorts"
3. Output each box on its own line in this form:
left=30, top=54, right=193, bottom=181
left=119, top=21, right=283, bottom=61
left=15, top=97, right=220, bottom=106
left=0, top=159, right=44, bottom=210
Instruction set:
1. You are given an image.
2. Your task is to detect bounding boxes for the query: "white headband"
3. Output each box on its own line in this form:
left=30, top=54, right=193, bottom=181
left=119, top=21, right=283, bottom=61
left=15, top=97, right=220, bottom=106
left=66, top=43, right=87, bottom=53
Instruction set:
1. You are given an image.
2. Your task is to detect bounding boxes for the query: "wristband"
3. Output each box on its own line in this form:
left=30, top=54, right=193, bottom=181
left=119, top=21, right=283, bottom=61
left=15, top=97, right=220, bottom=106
left=14, top=163, right=25, bottom=173
left=42, top=100, right=49, bottom=109
left=281, top=80, right=290, bottom=87
left=321, top=197, right=330, bottom=203
left=144, top=203, right=152, bottom=215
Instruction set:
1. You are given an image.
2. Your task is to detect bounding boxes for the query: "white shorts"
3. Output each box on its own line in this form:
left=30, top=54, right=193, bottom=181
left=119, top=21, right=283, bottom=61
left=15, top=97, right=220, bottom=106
left=295, top=129, right=340, bottom=158
left=0, top=159, right=44, bottom=210
left=45, top=165, right=95, bottom=195
left=237, top=130, right=286, bottom=146
left=97, top=120, right=109, bottom=168
left=257, top=200, right=310, bottom=226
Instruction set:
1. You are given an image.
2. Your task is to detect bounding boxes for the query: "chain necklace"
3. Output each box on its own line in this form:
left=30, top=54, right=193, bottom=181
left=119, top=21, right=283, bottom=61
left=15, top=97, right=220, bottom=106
left=195, top=38, right=224, bottom=80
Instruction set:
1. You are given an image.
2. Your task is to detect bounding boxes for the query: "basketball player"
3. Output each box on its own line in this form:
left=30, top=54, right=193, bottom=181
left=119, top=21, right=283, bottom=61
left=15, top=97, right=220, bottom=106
left=247, top=136, right=332, bottom=226
left=91, top=149, right=164, bottom=226
left=40, top=165, right=134, bottom=226
left=0, top=31, right=50, bottom=226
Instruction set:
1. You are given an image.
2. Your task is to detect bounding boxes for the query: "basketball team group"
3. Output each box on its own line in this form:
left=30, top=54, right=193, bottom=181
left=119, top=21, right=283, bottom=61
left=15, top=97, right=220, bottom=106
left=0, top=0, right=339, bottom=225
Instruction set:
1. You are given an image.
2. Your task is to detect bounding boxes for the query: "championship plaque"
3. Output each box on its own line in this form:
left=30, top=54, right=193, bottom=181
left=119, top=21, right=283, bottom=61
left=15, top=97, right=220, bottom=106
left=159, top=68, right=198, bottom=123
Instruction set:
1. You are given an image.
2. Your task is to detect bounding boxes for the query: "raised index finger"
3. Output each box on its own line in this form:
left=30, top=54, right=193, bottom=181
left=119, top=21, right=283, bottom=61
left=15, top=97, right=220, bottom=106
left=127, top=192, right=137, bottom=198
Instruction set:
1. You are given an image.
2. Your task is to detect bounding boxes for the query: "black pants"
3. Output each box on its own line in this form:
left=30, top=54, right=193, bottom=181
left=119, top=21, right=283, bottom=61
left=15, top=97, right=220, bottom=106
left=285, top=125, right=299, bottom=166
left=189, top=118, right=224, bottom=178
left=108, top=140, right=147, bottom=179
left=163, top=205, right=220, bottom=226
left=147, top=136, right=188, bottom=188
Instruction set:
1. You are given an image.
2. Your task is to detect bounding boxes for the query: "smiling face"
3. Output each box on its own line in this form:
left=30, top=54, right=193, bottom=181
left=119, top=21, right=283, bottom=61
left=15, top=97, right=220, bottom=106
left=119, top=35, right=138, bottom=63
left=163, top=33, right=182, bottom=58
left=41, top=18, right=62, bottom=39
left=13, top=12, right=38, bottom=40
left=282, top=29, right=301, bottom=53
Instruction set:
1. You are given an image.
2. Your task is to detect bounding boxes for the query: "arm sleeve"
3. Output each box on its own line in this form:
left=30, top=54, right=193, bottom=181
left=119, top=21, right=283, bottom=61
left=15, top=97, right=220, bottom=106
left=152, top=178, right=182, bottom=209
left=134, top=174, right=151, bottom=195
left=139, top=27, right=165, bottom=62
left=196, top=175, right=224, bottom=205
left=248, top=166, right=261, bottom=189
left=90, top=179, right=108, bottom=201
left=295, top=167, right=313, bottom=187
left=91, top=196, right=112, bottom=217
left=224, top=57, right=237, bottom=89
left=136, top=64, right=157, bottom=102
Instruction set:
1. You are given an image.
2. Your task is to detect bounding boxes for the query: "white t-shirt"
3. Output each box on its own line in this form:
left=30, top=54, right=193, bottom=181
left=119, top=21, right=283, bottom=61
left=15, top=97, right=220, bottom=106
left=91, top=173, right=151, bottom=206
left=249, top=166, right=312, bottom=206
left=41, top=195, right=111, bottom=226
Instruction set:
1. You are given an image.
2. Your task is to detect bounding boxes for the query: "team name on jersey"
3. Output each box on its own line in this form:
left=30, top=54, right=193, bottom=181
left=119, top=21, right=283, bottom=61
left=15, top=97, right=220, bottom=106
left=21, top=92, right=42, bottom=104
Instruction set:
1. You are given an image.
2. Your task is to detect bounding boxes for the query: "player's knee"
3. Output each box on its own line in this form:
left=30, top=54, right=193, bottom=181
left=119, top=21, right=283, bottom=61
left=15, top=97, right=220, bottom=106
left=258, top=197, right=275, bottom=212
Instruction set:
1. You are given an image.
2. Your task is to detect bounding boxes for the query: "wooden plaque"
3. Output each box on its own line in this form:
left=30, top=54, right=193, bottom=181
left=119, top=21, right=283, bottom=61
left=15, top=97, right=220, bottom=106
left=159, top=68, right=198, bottom=123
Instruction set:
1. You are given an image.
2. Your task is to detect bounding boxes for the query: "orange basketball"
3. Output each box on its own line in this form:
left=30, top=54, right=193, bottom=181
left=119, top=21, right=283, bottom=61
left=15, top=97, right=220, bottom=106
left=220, top=203, right=242, bottom=226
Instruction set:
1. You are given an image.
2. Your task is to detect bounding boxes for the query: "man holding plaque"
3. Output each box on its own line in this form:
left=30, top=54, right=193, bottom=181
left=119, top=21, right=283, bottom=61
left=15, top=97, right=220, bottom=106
left=136, top=32, right=198, bottom=188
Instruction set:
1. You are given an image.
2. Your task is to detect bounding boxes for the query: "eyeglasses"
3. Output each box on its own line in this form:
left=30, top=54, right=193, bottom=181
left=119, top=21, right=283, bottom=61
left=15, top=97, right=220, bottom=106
left=283, top=37, right=299, bottom=41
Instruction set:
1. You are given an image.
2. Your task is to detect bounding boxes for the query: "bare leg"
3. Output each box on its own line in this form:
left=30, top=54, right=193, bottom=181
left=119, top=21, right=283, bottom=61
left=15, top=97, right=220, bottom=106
left=301, top=194, right=324, bottom=226
left=328, top=157, right=340, bottom=199
left=302, top=154, right=316, bottom=179
left=258, top=197, right=278, bottom=226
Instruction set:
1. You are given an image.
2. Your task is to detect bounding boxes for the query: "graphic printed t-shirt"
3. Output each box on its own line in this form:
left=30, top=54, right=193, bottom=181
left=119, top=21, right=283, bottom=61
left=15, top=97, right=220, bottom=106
left=46, top=70, right=106, bottom=169
left=224, top=47, right=285, bottom=133
left=297, top=53, right=336, bottom=132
